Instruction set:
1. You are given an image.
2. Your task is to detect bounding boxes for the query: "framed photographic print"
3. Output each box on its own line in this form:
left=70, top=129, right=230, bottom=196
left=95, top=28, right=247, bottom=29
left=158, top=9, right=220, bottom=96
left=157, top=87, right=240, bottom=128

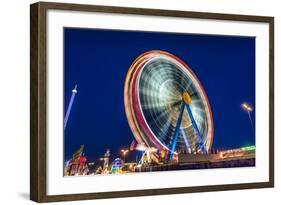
left=30, top=1, right=274, bottom=202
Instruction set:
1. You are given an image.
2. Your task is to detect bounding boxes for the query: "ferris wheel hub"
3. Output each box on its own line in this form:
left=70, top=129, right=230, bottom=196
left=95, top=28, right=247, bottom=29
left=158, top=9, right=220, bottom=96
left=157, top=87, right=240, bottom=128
left=182, top=91, right=192, bottom=104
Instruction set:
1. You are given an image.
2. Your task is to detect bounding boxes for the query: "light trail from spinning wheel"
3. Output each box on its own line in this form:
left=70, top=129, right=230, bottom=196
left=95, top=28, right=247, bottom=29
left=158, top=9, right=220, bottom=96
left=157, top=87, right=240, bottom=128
left=124, top=50, right=213, bottom=160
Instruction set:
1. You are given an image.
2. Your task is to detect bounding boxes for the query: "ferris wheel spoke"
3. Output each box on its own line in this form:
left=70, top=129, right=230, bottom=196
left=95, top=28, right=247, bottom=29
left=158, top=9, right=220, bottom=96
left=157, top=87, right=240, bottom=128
left=158, top=115, right=173, bottom=141
left=190, top=92, right=198, bottom=97
left=149, top=109, right=170, bottom=127
left=142, top=101, right=167, bottom=110
left=169, top=100, right=182, bottom=108
left=179, top=68, right=194, bottom=91
left=140, top=83, right=181, bottom=103
left=139, top=86, right=161, bottom=98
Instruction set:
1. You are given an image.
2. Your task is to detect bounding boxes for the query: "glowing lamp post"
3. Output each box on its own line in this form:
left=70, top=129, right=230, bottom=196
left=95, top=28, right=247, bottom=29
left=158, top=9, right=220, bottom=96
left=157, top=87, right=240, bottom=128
left=241, top=102, right=254, bottom=134
left=121, top=149, right=129, bottom=163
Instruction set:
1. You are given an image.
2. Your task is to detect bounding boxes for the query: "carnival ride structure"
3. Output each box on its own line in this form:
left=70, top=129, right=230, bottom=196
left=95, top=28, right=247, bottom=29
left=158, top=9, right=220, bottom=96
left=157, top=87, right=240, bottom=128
left=124, top=50, right=214, bottom=161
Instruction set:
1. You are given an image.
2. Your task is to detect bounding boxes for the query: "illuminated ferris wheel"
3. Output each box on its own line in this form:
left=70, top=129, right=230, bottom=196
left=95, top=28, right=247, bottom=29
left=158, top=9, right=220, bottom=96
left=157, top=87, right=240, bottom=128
left=124, top=50, right=213, bottom=160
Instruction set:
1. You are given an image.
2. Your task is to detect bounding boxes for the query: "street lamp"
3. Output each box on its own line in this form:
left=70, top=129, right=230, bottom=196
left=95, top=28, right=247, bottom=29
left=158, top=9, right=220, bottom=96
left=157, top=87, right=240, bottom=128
left=241, top=102, right=254, bottom=134
left=121, top=149, right=129, bottom=163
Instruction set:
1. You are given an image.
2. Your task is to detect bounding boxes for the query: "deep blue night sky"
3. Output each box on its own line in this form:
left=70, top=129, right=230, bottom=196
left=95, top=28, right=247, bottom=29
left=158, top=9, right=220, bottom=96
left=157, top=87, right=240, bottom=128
left=64, top=28, right=255, bottom=162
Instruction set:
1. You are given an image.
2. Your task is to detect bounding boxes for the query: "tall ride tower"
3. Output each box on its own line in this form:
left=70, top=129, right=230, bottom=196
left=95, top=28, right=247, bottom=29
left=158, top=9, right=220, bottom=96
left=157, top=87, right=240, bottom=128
left=64, top=85, right=78, bottom=129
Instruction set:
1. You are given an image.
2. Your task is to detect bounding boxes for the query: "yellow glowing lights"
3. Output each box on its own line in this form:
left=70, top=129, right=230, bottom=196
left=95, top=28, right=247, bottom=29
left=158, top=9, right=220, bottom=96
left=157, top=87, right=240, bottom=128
left=241, top=102, right=253, bottom=112
left=182, top=91, right=192, bottom=104
left=121, top=149, right=129, bottom=155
